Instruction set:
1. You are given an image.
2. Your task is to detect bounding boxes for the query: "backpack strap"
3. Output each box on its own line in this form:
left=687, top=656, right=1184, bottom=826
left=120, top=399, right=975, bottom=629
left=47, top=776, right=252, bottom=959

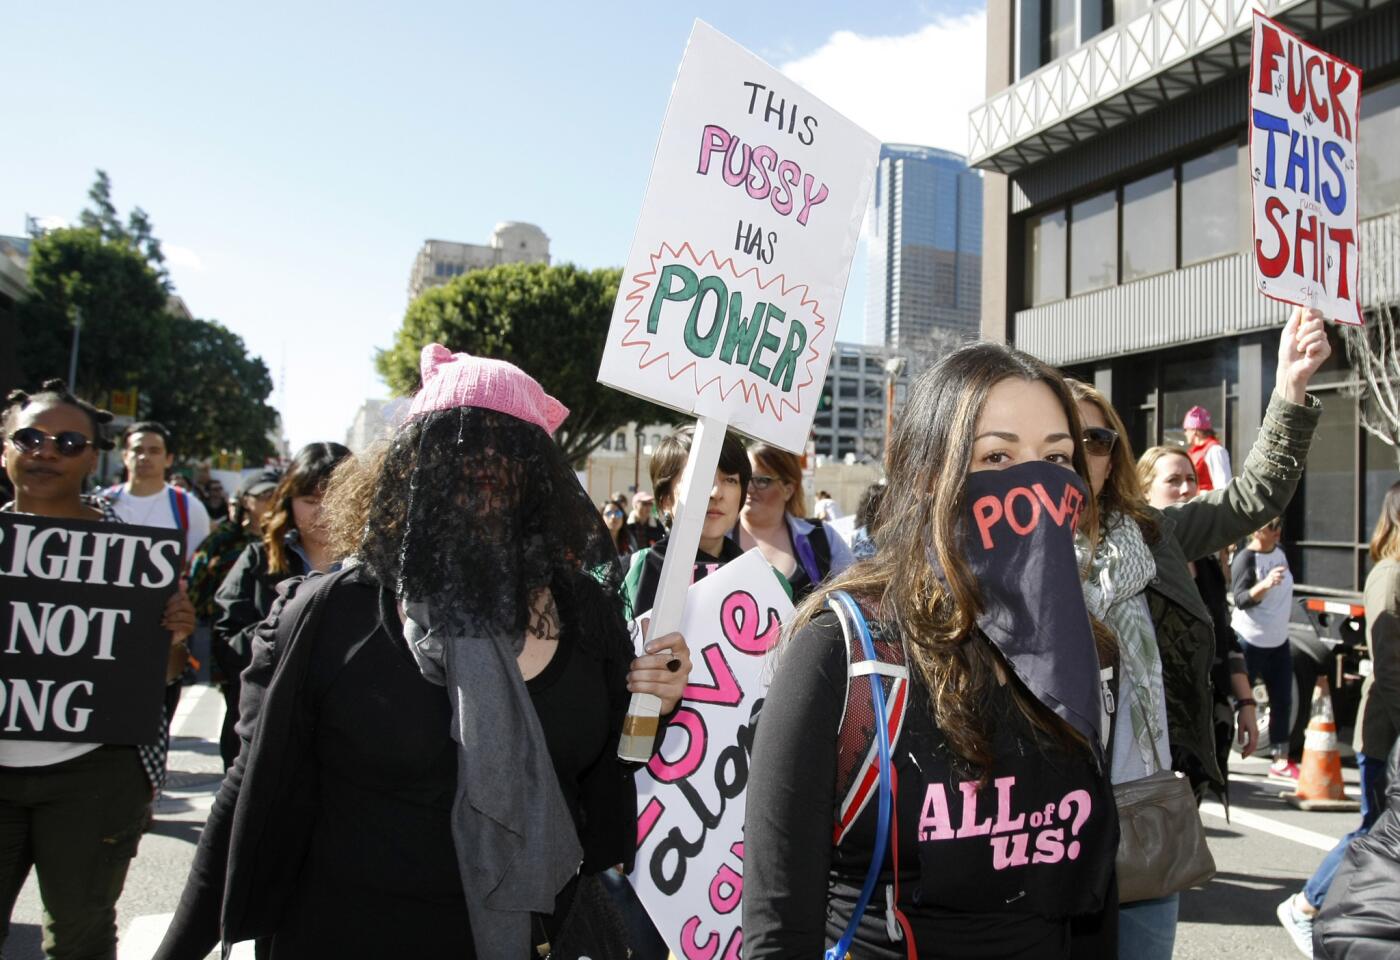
left=833, top=601, right=910, bottom=847
left=168, top=486, right=189, bottom=532
left=826, top=591, right=908, bottom=960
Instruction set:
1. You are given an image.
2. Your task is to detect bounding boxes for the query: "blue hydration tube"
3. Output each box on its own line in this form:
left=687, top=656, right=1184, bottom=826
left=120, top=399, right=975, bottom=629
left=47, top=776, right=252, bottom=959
left=826, top=591, right=894, bottom=960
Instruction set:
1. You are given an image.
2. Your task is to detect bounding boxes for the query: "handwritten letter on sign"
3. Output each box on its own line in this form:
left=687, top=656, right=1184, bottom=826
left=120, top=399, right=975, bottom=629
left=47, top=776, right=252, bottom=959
left=630, top=549, right=793, bottom=960
left=0, top=513, right=182, bottom=744
left=598, top=20, right=879, bottom=453
left=1250, top=11, right=1364, bottom=325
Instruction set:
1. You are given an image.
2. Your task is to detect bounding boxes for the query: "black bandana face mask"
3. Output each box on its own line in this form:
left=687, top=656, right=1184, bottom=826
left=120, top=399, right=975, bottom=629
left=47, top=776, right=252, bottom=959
left=958, top=460, right=1102, bottom=758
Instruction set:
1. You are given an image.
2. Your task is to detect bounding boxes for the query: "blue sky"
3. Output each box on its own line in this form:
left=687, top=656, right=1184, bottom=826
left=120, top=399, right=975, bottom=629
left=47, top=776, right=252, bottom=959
left=3, top=1, right=985, bottom=451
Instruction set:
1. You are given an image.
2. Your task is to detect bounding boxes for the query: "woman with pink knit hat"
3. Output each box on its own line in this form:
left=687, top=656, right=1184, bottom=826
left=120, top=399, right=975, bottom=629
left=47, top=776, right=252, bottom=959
left=155, top=344, right=692, bottom=960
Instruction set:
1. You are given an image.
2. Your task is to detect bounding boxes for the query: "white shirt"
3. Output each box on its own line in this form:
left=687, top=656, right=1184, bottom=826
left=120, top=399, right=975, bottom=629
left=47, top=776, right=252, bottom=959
left=108, top=484, right=211, bottom=564
left=1204, top=444, right=1233, bottom=489
left=1232, top=547, right=1294, bottom=648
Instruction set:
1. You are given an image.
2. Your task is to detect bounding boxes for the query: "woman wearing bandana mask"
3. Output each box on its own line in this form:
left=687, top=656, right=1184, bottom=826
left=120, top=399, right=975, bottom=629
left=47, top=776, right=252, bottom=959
left=744, top=342, right=1120, bottom=959
left=154, top=346, right=693, bottom=960
left=1068, top=306, right=1328, bottom=960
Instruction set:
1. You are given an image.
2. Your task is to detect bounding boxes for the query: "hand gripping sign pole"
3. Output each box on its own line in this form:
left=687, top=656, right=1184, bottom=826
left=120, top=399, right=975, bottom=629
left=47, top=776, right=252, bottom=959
left=601, top=21, right=879, bottom=761
left=617, top=414, right=727, bottom=761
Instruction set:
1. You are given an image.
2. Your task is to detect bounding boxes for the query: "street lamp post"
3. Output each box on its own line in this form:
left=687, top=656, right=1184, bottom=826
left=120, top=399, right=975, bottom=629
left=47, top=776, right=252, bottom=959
left=634, top=425, right=646, bottom=492
left=883, top=356, right=906, bottom=458
left=67, top=307, right=83, bottom=391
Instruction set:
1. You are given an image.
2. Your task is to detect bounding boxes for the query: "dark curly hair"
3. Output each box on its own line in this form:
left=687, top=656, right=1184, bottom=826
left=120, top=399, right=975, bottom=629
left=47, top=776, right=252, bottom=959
left=356, top=407, right=631, bottom=665
left=3, top=380, right=115, bottom=450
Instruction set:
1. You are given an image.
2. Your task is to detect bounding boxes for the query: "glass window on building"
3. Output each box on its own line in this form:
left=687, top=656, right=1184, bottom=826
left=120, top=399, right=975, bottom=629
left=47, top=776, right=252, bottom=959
left=1070, top=191, right=1117, bottom=296
left=1181, top=144, right=1241, bottom=265
left=1299, top=391, right=1356, bottom=545
left=1363, top=400, right=1399, bottom=538
left=1042, top=0, right=1077, bottom=62
left=1121, top=169, right=1176, bottom=281
left=1359, top=78, right=1400, bottom=219
left=613, top=432, right=627, bottom=453
left=1112, top=0, right=1152, bottom=25
left=1159, top=349, right=1229, bottom=448
left=1026, top=209, right=1067, bottom=306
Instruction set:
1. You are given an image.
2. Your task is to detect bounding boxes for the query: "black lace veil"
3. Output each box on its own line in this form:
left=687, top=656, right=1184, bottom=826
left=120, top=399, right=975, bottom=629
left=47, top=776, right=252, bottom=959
left=359, top=407, right=631, bottom=666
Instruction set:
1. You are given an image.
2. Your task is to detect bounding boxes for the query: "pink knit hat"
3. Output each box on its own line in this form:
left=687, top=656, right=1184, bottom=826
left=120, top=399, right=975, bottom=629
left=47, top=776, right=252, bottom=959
left=407, top=344, right=569, bottom=435
left=1182, top=406, right=1213, bottom=431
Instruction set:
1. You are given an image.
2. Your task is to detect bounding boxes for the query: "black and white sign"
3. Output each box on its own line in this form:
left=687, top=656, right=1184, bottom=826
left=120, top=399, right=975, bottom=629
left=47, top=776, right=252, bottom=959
left=0, top=513, right=183, bottom=744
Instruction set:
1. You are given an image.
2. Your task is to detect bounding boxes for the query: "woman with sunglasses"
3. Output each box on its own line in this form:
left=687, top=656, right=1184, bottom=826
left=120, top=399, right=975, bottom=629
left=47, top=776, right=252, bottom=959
left=1065, top=306, right=1327, bottom=960
left=735, top=443, right=853, bottom=603
left=0, top=380, right=196, bottom=960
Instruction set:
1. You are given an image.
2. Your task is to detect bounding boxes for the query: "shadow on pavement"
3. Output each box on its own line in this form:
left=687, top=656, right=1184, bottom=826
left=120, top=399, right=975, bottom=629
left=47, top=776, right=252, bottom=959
left=147, top=817, right=206, bottom=846
left=1181, top=871, right=1294, bottom=926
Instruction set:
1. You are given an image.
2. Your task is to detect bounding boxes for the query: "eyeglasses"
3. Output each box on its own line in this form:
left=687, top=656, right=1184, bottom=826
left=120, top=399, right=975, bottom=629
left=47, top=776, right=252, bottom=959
left=1082, top=427, right=1119, bottom=457
left=749, top=476, right=778, bottom=491
left=8, top=427, right=93, bottom=457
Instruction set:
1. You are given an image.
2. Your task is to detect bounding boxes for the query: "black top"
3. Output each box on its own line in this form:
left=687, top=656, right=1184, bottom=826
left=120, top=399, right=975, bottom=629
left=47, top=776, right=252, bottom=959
left=211, top=541, right=298, bottom=676
left=155, top=567, right=634, bottom=960
left=624, top=534, right=746, bottom=619
left=743, top=613, right=1117, bottom=960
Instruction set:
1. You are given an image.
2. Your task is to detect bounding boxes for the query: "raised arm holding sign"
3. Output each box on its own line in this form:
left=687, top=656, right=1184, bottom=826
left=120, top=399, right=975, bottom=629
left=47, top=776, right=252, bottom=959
left=597, top=20, right=878, bottom=760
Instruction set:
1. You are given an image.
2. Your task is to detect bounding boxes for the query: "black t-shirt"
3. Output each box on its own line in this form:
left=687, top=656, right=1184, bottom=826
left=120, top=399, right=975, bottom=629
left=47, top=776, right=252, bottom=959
left=743, top=612, right=1118, bottom=960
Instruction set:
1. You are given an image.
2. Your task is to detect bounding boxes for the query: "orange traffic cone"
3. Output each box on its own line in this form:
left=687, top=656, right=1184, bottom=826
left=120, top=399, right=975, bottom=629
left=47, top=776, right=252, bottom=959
left=1283, top=686, right=1360, bottom=812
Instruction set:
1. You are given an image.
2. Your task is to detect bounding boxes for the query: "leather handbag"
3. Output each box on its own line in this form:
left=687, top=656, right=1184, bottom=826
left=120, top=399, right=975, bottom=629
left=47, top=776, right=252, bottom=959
left=1113, top=766, right=1216, bottom=903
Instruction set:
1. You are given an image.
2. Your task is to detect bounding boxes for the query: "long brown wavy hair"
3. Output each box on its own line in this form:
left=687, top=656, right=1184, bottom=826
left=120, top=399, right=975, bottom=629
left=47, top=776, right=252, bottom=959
left=1371, top=480, right=1400, bottom=563
left=263, top=442, right=352, bottom=574
left=749, top=442, right=807, bottom=517
left=790, top=342, right=1104, bottom=774
left=321, top=443, right=388, bottom=562
left=1067, top=379, right=1161, bottom=544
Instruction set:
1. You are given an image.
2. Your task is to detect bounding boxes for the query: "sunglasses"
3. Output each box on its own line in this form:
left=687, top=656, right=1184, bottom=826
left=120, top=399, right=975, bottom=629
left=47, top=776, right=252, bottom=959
left=1082, top=426, right=1119, bottom=457
left=8, top=427, right=93, bottom=457
left=749, top=476, right=779, bottom=491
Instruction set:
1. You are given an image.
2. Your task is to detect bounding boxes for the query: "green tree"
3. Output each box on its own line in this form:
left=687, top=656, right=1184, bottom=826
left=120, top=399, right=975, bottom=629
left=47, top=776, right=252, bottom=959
left=15, top=226, right=172, bottom=396
left=377, top=261, right=675, bottom=465
left=147, top=317, right=278, bottom=463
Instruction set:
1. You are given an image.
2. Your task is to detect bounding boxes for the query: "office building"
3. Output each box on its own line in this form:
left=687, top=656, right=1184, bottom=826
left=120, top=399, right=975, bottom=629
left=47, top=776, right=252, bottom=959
left=972, top=0, right=1400, bottom=593
left=812, top=342, right=917, bottom=462
left=407, top=222, right=550, bottom=302
left=866, top=144, right=983, bottom=350
left=345, top=398, right=411, bottom=452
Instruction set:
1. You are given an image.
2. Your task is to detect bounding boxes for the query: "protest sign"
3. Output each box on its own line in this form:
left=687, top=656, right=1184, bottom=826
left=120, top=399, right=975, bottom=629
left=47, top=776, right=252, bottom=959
left=0, top=513, right=182, bottom=744
left=598, top=20, right=879, bottom=454
left=629, top=548, right=792, bottom=960
left=1250, top=11, right=1364, bottom=325
left=603, top=20, right=876, bottom=761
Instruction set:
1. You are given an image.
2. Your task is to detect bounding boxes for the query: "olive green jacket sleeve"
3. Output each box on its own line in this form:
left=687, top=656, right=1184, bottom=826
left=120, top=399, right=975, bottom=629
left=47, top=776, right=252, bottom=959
left=1160, top=390, right=1322, bottom=563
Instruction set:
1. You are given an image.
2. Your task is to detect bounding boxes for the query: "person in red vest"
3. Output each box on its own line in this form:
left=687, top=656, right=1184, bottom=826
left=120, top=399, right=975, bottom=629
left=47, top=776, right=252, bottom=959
left=1184, top=406, right=1233, bottom=491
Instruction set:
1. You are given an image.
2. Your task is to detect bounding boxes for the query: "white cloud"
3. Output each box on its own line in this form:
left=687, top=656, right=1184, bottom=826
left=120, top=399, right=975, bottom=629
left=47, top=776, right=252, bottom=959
left=32, top=215, right=68, bottom=231
left=780, top=12, right=987, bottom=157
left=164, top=243, right=206, bottom=273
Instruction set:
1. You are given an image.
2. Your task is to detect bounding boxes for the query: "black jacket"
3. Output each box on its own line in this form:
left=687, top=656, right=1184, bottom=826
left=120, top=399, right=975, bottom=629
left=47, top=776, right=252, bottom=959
left=155, top=566, right=643, bottom=959
left=211, top=541, right=298, bottom=676
left=1315, top=738, right=1400, bottom=959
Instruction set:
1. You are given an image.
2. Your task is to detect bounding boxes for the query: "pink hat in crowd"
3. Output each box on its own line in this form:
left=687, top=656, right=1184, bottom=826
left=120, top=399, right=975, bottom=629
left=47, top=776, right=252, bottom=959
left=1182, top=406, right=1213, bottom=431
left=408, top=344, right=569, bottom=436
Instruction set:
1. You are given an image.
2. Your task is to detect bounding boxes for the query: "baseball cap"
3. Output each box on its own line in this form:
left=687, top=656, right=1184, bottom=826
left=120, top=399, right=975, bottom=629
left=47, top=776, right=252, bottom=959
left=238, top=468, right=282, bottom=499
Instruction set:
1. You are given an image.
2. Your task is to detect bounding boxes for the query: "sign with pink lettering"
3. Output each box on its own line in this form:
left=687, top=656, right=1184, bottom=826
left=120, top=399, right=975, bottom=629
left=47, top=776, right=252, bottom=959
left=629, top=548, right=792, bottom=959
left=597, top=20, right=879, bottom=453
left=1249, top=11, right=1364, bottom=325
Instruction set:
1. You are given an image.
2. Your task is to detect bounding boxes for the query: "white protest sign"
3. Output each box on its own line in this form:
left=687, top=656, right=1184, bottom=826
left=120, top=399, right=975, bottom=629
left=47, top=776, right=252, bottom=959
left=598, top=20, right=879, bottom=454
left=629, top=549, right=792, bottom=959
left=1250, top=11, right=1364, bottom=325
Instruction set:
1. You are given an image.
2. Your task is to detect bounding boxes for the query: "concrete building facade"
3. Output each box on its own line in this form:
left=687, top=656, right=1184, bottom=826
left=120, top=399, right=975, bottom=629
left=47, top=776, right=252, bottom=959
left=812, top=341, right=918, bottom=463
left=972, top=0, right=1400, bottom=593
left=407, top=221, right=550, bottom=302
left=866, top=144, right=983, bottom=350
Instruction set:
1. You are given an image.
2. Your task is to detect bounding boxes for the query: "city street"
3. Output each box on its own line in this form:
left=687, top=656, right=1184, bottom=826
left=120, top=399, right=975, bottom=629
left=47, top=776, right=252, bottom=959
left=2, top=687, right=1367, bottom=960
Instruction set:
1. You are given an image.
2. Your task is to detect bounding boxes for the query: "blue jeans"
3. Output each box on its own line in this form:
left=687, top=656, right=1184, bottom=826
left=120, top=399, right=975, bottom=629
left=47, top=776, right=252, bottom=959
left=1302, top=752, right=1388, bottom=909
left=1118, top=893, right=1179, bottom=960
left=1241, top=640, right=1294, bottom=756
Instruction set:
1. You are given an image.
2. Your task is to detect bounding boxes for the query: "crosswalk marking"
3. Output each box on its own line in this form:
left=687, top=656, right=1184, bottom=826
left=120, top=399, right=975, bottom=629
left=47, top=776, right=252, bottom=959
left=1199, top=801, right=1343, bottom=852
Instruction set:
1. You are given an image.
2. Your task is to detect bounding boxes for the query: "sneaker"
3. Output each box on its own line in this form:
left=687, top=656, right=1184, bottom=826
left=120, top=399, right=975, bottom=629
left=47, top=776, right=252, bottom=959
left=1270, top=758, right=1301, bottom=780
left=1276, top=894, right=1314, bottom=957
